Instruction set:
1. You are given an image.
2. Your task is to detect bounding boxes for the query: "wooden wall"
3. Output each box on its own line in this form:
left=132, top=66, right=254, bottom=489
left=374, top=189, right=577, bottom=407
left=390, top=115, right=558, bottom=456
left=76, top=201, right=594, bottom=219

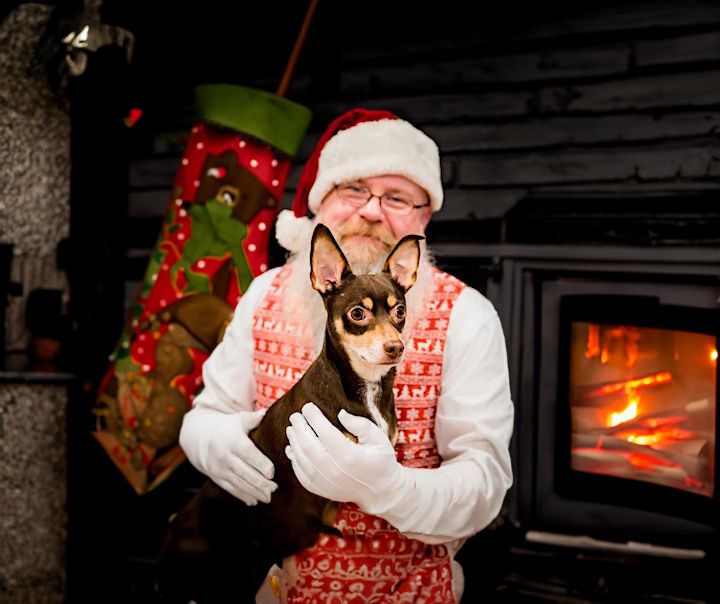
left=126, top=0, right=720, bottom=304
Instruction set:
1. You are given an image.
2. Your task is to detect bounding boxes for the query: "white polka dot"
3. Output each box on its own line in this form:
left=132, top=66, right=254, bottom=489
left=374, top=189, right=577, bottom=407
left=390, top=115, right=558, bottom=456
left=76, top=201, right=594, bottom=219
left=258, top=222, right=267, bottom=231
left=250, top=159, right=259, bottom=168
left=142, top=364, right=151, bottom=372
left=175, top=198, right=182, bottom=206
left=182, top=158, right=189, bottom=165
left=178, top=233, right=185, bottom=240
left=196, top=142, right=204, bottom=150
left=193, top=180, right=200, bottom=187
left=239, top=140, right=246, bottom=148
left=271, top=159, right=278, bottom=167
left=162, top=264, right=168, bottom=271
left=271, top=179, right=279, bottom=187
left=197, top=260, right=206, bottom=269
left=260, top=263, right=267, bottom=272
left=160, top=300, right=167, bottom=307
left=179, top=209, right=187, bottom=217
left=139, top=334, right=146, bottom=340
left=248, top=243, right=256, bottom=252
left=138, top=347, right=144, bottom=354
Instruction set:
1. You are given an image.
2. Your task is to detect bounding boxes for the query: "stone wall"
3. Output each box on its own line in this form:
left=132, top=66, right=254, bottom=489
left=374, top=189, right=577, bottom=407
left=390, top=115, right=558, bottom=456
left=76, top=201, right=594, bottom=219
left=0, top=3, right=71, bottom=352
left=0, top=383, right=68, bottom=603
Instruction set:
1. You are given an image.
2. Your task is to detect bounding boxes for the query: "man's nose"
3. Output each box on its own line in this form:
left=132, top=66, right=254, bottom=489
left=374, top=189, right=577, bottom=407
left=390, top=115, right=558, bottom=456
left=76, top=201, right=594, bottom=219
left=357, top=194, right=384, bottom=221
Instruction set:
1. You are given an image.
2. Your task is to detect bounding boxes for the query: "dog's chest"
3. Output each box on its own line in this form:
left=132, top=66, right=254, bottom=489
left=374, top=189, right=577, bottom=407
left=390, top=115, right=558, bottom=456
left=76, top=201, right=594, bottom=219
left=363, top=382, right=389, bottom=437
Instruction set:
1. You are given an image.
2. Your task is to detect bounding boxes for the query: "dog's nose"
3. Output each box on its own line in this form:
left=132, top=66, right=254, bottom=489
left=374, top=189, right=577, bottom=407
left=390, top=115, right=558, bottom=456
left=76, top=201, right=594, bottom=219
left=384, top=340, right=404, bottom=359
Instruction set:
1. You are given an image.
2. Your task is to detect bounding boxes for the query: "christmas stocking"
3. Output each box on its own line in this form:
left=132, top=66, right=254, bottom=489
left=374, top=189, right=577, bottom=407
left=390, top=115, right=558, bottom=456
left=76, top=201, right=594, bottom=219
left=92, top=84, right=311, bottom=494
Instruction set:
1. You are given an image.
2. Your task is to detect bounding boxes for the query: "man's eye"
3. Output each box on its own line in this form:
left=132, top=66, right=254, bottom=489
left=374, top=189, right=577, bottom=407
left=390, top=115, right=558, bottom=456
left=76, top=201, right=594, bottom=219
left=343, top=184, right=368, bottom=197
left=394, top=304, right=406, bottom=319
left=349, top=307, right=366, bottom=321
left=383, top=195, right=412, bottom=209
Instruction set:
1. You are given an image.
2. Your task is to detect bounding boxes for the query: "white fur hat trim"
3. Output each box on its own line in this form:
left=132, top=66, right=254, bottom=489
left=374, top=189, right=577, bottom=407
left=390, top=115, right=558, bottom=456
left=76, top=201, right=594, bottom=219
left=306, top=119, right=443, bottom=214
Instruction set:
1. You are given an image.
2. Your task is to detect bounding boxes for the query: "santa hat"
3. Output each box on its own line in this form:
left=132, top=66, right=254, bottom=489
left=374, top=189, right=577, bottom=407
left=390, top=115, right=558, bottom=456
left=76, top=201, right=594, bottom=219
left=276, top=108, right=443, bottom=252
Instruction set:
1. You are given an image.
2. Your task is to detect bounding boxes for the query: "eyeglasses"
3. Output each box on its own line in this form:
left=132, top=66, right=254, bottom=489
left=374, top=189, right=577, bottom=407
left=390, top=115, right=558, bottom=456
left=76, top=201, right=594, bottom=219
left=333, top=183, right=430, bottom=216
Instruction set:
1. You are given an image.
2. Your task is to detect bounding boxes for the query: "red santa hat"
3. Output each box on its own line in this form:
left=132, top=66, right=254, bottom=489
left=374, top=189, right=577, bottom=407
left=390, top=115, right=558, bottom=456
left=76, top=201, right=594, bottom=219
left=275, top=108, right=443, bottom=252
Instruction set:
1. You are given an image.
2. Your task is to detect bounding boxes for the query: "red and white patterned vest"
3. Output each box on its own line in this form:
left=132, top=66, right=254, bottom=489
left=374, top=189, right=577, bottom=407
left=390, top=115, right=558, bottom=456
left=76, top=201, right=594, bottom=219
left=252, top=265, right=466, bottom=603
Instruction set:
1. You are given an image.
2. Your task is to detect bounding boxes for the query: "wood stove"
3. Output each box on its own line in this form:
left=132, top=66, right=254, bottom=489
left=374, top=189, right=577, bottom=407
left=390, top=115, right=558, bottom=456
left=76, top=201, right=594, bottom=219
left=473, top=243, right=720, bottom=551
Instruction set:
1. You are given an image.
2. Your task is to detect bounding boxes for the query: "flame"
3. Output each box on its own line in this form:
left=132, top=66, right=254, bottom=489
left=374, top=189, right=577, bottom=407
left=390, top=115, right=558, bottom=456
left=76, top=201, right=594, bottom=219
left=609, top=387, right=639, bottom=427
left=616, top=425, right=695, bottom=446
left=585, top=324, right=600, bottom=359
left=711, top=348, right=718, bottom=362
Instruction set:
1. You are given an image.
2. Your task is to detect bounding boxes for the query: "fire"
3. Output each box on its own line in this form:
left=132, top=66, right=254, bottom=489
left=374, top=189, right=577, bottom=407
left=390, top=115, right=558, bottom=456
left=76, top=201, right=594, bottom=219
left=711, top=348, right=718, bottom=362
left=616, top=425, right=695, bottom=446
left=609, top=387, right=639, bottom=427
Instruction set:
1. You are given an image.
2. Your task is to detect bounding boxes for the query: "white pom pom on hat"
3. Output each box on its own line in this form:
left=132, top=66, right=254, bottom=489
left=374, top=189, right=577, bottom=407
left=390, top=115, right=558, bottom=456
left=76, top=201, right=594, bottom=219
left=274, top=208, right=314, bottom=254
left=275, top=108, right=443, bottom=252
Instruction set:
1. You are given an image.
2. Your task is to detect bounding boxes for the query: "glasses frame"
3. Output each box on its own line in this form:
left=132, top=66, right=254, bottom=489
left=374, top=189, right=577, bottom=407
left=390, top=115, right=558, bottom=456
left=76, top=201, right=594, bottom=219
left=333, top=183, right=430, bottom=215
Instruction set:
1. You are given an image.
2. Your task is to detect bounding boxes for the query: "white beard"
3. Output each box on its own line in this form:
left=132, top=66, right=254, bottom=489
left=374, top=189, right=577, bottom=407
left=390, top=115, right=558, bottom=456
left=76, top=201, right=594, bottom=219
left=284, top=217, right=436, bottom=355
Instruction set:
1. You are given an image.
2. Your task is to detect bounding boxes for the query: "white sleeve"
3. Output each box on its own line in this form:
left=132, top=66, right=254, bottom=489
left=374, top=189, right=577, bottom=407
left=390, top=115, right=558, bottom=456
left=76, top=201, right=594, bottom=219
left=379, top=286, right=515, bottom=542
left=178, top=268, right=279, bottom=457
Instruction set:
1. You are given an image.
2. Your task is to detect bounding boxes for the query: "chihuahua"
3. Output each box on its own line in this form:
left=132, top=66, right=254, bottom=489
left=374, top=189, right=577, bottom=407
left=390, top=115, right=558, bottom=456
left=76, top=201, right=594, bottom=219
left=156, top=223, right=422, bottom=603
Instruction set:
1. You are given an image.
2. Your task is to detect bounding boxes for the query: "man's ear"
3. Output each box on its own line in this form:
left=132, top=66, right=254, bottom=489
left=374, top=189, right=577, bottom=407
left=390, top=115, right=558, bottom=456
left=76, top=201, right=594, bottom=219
left=310, top=224, right=353, bottom=294
left=383, top=235, right=423, bottom=292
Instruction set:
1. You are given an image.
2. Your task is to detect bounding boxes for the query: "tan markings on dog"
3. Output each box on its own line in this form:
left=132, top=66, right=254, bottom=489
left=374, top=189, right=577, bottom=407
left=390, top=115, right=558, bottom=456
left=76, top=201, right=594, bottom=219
left=322, top=501, right=340, bottom=527
left=354, top=324, right=387, bottom=349
left=362, top=297, right=373, bottom=310
left=387, top=295, right=397, bottom=308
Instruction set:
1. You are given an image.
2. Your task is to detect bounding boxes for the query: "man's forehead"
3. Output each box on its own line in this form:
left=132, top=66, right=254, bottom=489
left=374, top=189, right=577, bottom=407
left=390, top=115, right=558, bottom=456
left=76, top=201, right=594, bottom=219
left=352, top=175, right=423, bottom=193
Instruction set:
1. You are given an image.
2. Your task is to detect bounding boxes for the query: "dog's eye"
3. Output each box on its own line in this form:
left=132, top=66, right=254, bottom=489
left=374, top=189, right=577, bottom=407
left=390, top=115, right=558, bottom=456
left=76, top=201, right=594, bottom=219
left=349, top=307, right=367, bottom=322
left=393, top=304, right=406, bottom=320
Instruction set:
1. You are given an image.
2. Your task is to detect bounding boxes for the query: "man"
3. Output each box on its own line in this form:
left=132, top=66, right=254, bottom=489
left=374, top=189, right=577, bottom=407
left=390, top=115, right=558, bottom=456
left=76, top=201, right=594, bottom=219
left=179, top=108, right=514, bottom=602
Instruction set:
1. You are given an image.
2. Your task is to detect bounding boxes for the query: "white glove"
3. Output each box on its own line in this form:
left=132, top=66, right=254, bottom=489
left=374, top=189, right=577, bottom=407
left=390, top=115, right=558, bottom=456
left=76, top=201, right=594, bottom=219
left=285, top=402, right=410, bottom=516
left=180, top=408, right=277, bottom=506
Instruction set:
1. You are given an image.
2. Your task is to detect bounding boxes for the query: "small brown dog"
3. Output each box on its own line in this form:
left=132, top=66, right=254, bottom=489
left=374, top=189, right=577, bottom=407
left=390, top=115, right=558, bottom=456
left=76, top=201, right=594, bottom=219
left=156, top=223, right=422, bottom=603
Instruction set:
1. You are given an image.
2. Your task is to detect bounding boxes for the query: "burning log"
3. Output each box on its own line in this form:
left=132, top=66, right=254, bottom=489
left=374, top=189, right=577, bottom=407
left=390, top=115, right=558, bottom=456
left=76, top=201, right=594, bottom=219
left=576, top=371, right=672, bottom=401
left=571, top=433, right=709, bottom=493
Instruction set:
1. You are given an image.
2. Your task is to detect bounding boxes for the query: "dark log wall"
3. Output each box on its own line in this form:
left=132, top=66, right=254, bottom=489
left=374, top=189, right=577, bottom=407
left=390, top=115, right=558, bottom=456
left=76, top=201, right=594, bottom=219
left=300, top=1, right=720, bottom=221
left=127, top=1, right=720, bottom=305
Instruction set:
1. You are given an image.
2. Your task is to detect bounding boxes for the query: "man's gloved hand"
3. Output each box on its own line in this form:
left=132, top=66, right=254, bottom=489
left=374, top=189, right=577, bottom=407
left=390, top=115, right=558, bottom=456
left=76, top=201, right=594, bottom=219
left=182, top=408, right=277, bottom=505
left=285, top=402, right=411, bottom=515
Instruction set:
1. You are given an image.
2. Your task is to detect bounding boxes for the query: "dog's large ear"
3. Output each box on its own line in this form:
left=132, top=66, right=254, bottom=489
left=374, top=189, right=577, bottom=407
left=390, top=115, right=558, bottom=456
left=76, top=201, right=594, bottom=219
left=310, top=224, right=353, bottom=295
left=383, top=235, right=423, bottom=292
